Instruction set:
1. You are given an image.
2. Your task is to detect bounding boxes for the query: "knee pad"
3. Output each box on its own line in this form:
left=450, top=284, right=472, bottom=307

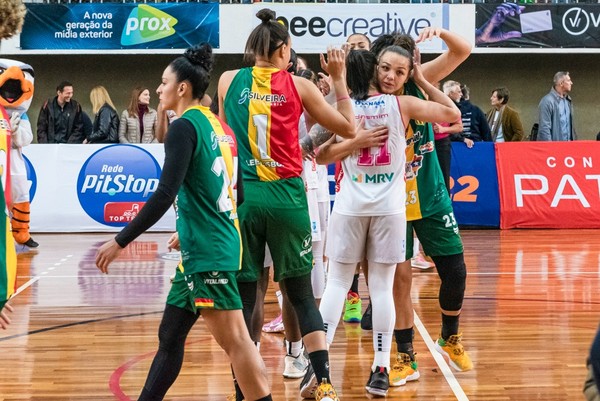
left=280, top=274, right=324, bottom=337
left=432, top=254, right=467, bottom=312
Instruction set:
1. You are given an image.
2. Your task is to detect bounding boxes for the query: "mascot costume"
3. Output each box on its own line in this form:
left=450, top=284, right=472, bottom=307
left=0, top=59, right=37, bottom=249
left=0, top=0, right=26, bottom=315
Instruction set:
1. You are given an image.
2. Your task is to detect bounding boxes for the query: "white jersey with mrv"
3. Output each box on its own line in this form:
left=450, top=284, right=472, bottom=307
left=334, top=94, right=407, bottom=217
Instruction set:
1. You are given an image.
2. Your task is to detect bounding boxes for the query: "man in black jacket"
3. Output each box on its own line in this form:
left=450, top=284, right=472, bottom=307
left=37, top=81, right=84, bottom=143
left=455, top=84, right=492, bottom=143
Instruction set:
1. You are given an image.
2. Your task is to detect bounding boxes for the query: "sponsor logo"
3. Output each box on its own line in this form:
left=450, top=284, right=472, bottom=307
left=419, top=141, right=434, bottom=153
left=405, top=154, right=423, bottom=181
left=77, top=145, right=161, bottom=227
left=204, top=271, right=229, bottom=285
left=246, top=158, right=284, bottom=168
left=352, top=173, right=394, bottom=183
left=121, top=5, right=178, bottom=46
left=300, top=234, right=312, bottom=257
left=238, top=88, right=287, bottom=105
left=23, top=154, right=37, bottom=202
left=562, top=7, right=600, bottom=36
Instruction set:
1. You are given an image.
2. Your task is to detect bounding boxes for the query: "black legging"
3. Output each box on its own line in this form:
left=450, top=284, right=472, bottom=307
left=138, top=304, right=199, bottom=401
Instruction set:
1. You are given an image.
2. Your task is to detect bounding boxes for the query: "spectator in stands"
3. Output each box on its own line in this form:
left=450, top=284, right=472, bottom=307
left=435, top=80, right=464, bottom=192
left=455, top=84, right=491, bottom=143
left=85, top=86, right=119, bottom=144
left=119, top=86, right=158, bottom=143
left=37, top=81, right=84, bottom=143
left=486, top=86, right=524, bottom=142
left=537, top=71, right=576, bottom=141
left=347, top=33, right=371, bottom=50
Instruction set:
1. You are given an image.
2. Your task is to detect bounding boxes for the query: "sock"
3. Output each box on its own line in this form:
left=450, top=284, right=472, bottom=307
left=413, top=237, right=420, bottom=258
left=441, top=314, right=460, bottom=340
left=285, top=338, right=303, bottom=357
left=308, top=350, right=330, bottom=383
left=349, top=273, right=359, bottom=294
left=394, top=328, right=415, bottom=360
left=276, top=290, right=283, bottom=311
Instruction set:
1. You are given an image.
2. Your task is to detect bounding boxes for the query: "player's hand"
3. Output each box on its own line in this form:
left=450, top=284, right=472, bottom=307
left=95, top=239, right=124, bottom=274
left=167, top=232, right=180, bottom=252
left=0, top=303, right=14, bottom=330
left=353, top=118, right=388, bottom=150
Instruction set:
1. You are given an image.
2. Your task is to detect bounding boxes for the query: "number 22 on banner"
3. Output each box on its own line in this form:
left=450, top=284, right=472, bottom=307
left=450, top=175, right=479, bottom=202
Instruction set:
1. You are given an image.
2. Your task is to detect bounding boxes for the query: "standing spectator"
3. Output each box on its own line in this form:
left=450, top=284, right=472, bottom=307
left=85, top=86, right=118, bottom=144
left=119, top=87, right=158, bottom=143
left=456, top=84, right=491, bottom=142
left=37, top=81, right=84, bottom=143
left=538, top=71, right=576, bottom=141
left=436, top=80, right=464, bottom=192
left=486, top=86, right=524, bottom=142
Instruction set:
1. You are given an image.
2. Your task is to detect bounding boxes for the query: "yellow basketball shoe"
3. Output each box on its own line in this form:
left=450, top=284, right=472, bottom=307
left=389, top=352, right=420, bottom=386
left=315, top=379, right=340, bottom=401
left=435, top=333, right=473, bottom=372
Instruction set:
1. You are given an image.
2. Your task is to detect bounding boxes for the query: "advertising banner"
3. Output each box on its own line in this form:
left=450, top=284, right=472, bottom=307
left=496, top=141, right=600, bottom=229
left=23, top=144, right=175, bottom=232
left=21, top=3, right=219, bottom=50
left=475, top=4, right=600, bottom=48
left=264, top=4, right=448, bottom=53
left=450, top=142, right=500, bottom=227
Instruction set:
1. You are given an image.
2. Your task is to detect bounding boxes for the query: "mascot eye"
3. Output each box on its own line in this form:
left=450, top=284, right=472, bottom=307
left=0, top=68, right=5, bottom=75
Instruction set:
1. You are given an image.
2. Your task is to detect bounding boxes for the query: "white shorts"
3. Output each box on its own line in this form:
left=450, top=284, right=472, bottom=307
left=326, top=212, right=407, bottom=264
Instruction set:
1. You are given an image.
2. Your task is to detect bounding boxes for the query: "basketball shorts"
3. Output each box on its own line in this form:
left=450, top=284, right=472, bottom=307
left=406, top=204, right=464, bottom=259
left=167, top=264, right=242, bottom=313
left=326, top=212, right=407, bottom=264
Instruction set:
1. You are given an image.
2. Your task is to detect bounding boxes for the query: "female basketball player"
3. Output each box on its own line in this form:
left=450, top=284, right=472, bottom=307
left=217, top=8, right=355, bottom=401
left=315, top=47, right=460, bottom=396
left=95, top=43, right=273, bottom=401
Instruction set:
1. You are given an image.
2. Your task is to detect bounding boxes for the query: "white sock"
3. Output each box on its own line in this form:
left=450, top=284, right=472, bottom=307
left=413, top=237, right=420, bottom=258
left=285, top=339, right=303, bottom=357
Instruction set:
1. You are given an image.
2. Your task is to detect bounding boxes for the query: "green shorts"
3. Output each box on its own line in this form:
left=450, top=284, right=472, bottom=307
left=406, top=204, right=464, bottom=259
left=237, top=178, right=313, bottom=283
left=166, top=265, right=242, bottom=313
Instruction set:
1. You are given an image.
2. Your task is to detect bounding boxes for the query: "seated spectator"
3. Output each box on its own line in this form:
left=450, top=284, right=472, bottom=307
left=119, top=87, right=157, bottom=143
left=486, top=86, right=524, bottom=142
left=85, top=86, right=118, bottom=144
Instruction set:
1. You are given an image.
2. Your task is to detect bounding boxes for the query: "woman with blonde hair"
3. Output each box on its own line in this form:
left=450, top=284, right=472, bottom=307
left=86, top=85, right=118, bottom=143
left=119, top=86, right=157, bottom=143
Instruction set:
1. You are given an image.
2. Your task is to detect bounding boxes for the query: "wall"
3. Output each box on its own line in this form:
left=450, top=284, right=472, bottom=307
left=14, top=52, right=599, bottom=141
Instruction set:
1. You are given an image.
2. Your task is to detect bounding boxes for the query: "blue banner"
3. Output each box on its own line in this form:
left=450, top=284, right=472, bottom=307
left=450, top=142, right=500, bottom=227
left=21, top=3, right=219, bottom=50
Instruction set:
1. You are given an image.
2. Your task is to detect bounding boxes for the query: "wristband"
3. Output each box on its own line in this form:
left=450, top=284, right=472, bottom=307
left=336, top=96, right=350, bottom=102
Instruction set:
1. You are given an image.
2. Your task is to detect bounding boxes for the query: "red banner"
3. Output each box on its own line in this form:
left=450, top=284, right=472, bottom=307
left=496, top=142, right=600, bottom=229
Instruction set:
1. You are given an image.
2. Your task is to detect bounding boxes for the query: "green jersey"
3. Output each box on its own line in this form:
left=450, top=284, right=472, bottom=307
left=404, top=79, right=453, bottom=221
left=176, top=106, right=242, bottom=274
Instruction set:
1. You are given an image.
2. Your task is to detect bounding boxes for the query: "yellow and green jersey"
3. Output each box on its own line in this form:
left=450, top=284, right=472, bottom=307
left=224, top=67, right=303, bottom=182
left=176, top=106, right=241, bottom=274
left=404, top=80, right=453, bottom=221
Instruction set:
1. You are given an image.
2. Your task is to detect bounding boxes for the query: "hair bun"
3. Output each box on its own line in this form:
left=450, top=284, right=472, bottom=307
left=256, top=8, right=276, bottom=24
left=184, top=43, right=214, bottom=72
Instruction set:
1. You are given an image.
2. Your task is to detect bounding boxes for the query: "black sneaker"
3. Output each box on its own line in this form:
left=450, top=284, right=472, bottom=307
left=360, top=302, right=372, bottom=330
left=299, top=362, right=317, bottom=398
left=365, top=366, right=390, bottom=397
left=23, top=238, right=39, bottom=248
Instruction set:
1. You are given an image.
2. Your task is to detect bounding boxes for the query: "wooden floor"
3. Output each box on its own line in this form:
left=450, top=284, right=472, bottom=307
left=1, top=230, right=598, bottom=401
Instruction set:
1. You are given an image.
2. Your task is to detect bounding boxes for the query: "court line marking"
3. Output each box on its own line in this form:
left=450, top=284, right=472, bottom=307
left=12, top=254, right=74, bottom=297
left=413, top=310, right=470, bottom=401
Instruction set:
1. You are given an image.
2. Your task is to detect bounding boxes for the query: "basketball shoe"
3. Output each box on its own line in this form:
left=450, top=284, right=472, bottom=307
left=435, top=333, right=473, bottom=371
